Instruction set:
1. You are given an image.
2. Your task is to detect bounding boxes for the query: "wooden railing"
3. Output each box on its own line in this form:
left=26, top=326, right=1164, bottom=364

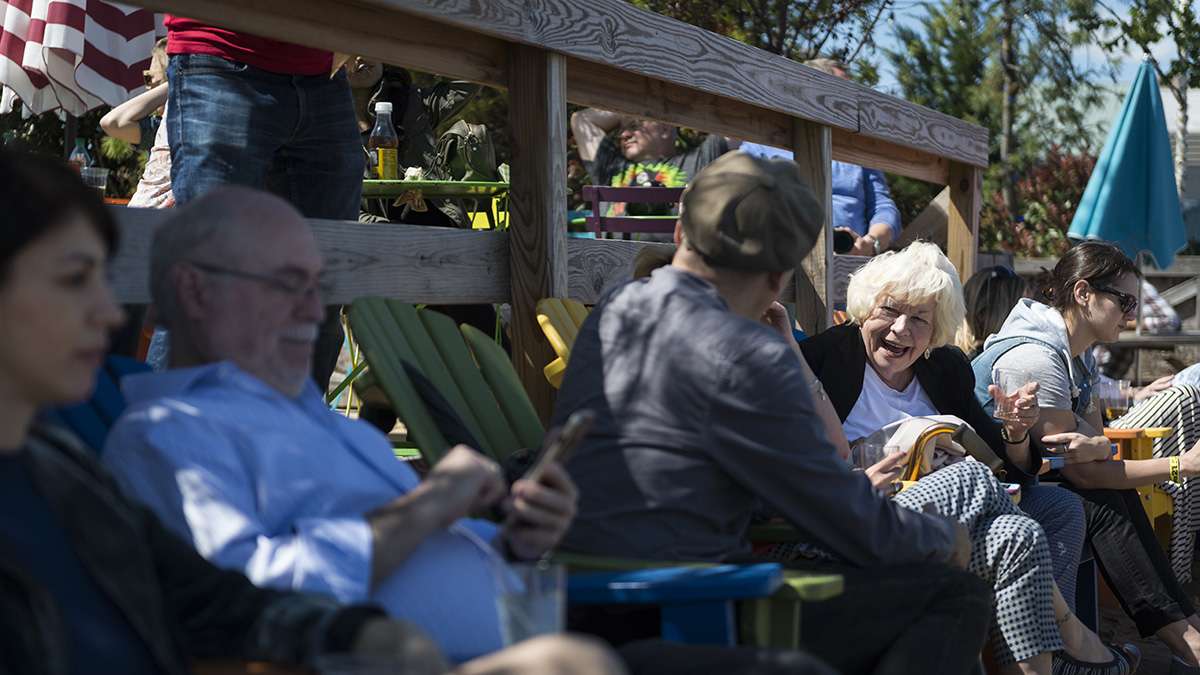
left=115, top=0, right=989, bottom=418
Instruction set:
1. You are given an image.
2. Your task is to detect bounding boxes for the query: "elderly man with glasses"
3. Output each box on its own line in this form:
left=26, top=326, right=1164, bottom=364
left=101, top=186, right=587, bottom=667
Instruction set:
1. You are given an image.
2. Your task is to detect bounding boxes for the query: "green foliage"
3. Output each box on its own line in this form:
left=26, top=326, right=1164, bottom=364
left=1071, top=0, right=1200, bottom=97
left=980, top=147, right=1096, bottom=256
left=886, top=0, right=1108, bottom=163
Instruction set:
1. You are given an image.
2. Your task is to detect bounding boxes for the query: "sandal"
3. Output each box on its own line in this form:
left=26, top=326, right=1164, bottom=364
left=1052, top=643, right=1140, bottom=675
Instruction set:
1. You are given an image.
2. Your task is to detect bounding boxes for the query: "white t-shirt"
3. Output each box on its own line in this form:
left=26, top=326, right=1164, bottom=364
left=843, top=363, right=939, bottom=441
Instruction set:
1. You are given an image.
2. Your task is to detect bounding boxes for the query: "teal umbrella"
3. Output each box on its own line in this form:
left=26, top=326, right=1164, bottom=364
left=1069, top=60, right=1186, bottom=268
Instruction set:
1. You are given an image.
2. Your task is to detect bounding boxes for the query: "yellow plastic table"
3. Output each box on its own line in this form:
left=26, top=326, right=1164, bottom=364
left=1106, top=427, right=1175, bottom=548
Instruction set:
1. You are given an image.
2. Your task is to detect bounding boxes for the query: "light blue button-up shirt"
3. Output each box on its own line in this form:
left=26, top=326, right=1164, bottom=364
left=737, top=143, right=901, bottom=239
left=103, top=362, right=505, bottom=662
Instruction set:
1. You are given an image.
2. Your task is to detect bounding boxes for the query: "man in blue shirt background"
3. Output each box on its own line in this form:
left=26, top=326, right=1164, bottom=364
left=737, top=58, right=901, bottom=258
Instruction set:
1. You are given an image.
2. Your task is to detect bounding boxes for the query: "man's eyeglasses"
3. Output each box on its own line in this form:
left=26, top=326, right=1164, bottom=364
left=1092, top=284, right=1138, bottom=314
left=188, top=261, right=332, bottom=300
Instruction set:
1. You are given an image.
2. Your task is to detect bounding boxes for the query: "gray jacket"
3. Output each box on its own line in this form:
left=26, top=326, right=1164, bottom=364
left=554, top=266, right=956, bottom=566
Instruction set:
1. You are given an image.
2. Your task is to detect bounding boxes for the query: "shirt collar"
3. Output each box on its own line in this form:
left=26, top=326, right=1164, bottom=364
left=652, top=265, right=730, bottom=310
left=122, top=361, right=324, bottom=410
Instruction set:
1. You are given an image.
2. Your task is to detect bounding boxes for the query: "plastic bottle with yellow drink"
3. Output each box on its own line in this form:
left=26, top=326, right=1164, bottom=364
left=368, top=101, right=399, bottom=180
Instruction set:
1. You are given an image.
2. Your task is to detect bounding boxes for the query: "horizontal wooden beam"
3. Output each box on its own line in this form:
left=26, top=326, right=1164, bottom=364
left=110, top=208, right=511, bottom=305
left=857, top=88, right=989, bottom=170
left=568, top=57, right=952, bottom=184
left=132, top=0, right=509, bottom=84
left=112, top=208, right=673, bottom=307
left=567, top=238, right=672, bottom=304
left=120, top=0, right=987, bottom=169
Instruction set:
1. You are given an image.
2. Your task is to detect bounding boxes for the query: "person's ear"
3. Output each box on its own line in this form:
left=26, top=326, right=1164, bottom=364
left=173, top=265, right=212, bottom=321
left=1072, top=279, right=1090, bottom=307
left=673, top=221, right=684, bottom=245
left=767, top=270, right=791, bottom=296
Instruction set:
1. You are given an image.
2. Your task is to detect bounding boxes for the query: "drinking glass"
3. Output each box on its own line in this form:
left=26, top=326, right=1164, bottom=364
left=80, top=166, right=109, bottom=195
left=1101, top=379, right=1132, bottom=421
left=992, top=367, right=1031, bottom=422
left=494, top=560, right=565, bottom=646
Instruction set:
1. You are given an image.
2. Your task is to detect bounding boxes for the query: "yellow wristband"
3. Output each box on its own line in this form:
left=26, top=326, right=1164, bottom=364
left=1170, top=456, right=1181, bottom=483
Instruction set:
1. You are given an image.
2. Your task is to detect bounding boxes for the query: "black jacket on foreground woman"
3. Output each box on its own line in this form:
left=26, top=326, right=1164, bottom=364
left=0, top=424, right=382, bottom=675
left=800, top=323, right=1043, bottom=486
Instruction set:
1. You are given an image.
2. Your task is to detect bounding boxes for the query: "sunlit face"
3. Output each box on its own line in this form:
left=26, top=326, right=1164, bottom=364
left=618, top=118, right=675, bottom=162
left=1083, top=272, right=1139, bottom=343
left=0, top=215, right=125, bottom=408
left=860, top=296, right=936, bottom=386
left=188, top=217, right=326, bottom=398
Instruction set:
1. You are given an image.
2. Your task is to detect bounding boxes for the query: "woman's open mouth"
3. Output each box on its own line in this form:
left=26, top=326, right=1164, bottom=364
left=878, top=337, right=910, bottom=358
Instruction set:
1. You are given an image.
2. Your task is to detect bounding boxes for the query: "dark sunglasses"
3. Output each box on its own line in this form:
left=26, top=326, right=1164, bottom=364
left=1092, top=284, right=1138, bottom=314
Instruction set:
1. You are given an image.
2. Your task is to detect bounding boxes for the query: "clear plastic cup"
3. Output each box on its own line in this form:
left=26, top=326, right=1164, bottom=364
left=494, top=560, right=565, bottom=645
left=80, top=166, right=109, bottom=195
left=992, top=367, right=1031, bottom=422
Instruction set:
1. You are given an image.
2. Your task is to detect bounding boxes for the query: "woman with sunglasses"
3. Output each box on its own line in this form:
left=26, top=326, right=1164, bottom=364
left=975, top=241, right=1200, bottom=674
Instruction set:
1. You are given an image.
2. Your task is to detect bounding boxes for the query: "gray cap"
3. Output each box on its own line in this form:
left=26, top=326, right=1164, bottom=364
left=680, top=151, right=824, bottom=272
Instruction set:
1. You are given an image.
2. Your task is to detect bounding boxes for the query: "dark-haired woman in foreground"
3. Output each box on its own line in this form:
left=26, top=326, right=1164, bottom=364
left=975, top=241, right=1200, bottom=674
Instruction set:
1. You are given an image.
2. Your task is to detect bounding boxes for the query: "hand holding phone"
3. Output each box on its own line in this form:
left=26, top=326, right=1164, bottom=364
left=524, top=410, right=595, bottom=484
left=500, top=411, right=592, bottom=560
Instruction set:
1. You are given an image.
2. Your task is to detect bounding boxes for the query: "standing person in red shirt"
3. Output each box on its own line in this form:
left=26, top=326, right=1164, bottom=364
left=164, top=18, right=361, bottom=391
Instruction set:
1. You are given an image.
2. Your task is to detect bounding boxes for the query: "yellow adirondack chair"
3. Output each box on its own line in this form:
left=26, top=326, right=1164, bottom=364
left=536, top=298, right=590, bottom=388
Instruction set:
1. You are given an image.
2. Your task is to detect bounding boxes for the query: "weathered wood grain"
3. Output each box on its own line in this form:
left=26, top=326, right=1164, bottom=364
left=568, top=56, right=953, bottom=184
left=506, top=45, right=569, bottom=421
left=140, top=0, right=508, bottom=85
left=791, top=119, right=833, bottom=333
left=353, top=0, right=861, bottom=132
left=831, top=127, right=950, bottom=185
left=566, top=238, right=675, bottom=303
left=109, top=208, right=511, bottom=305
left=111, top=208, right=686, bottom=308
left=946, top=163, right=983, bottom=279
left=857, top=88, right=990, bottom=169
left=895, top=186, right=950, bottom=249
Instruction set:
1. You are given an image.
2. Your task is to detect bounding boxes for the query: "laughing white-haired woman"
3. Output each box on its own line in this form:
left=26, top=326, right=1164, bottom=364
left=788, top=242, right=1134, bottom=674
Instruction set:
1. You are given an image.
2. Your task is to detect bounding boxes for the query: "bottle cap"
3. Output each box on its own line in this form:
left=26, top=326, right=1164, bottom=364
left=374, top=101, right=393, bottom=114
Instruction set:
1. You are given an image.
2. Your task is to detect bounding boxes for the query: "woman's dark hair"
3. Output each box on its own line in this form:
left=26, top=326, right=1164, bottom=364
left=1040, top=241, right=1139, bottom=312
left=963, top=266, right=1027, bottom=355
left=0, top=149, right=117, bottom=282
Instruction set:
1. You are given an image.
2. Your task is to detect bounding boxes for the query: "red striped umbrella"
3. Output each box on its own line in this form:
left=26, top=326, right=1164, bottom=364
left=0, top=0, right=163, bottom=115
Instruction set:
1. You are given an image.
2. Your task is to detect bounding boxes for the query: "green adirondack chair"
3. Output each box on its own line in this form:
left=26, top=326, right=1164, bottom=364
left=345, top=297, right=842, bottom=648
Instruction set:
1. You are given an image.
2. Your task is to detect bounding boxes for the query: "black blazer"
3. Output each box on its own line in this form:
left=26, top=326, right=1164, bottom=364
left=800, top=324, right=1042, bottom=485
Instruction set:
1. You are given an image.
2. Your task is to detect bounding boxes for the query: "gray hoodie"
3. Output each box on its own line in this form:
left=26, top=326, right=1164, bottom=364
left=983, top=298, right=1096, bottom=413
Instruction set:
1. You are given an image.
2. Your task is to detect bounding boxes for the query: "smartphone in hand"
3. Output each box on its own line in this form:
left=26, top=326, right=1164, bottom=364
left=523, top=410, right=595, bottom=484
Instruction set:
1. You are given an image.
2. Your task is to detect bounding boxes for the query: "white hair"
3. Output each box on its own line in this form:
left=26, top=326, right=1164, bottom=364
left=845, top=241, right=965, bottom=349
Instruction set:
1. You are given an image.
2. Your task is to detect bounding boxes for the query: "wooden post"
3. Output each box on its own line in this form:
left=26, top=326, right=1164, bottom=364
left=947, top=162, right=982, bottom=280
left=791, top=119, right=834, bottom=333
left=507, top=45, right=568, bottom=423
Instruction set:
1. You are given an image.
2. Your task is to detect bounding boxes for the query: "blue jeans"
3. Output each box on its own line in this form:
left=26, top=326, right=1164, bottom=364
left=167, top=53, right=363, bottom=388
left=167, top=53, right=363, bottom=216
